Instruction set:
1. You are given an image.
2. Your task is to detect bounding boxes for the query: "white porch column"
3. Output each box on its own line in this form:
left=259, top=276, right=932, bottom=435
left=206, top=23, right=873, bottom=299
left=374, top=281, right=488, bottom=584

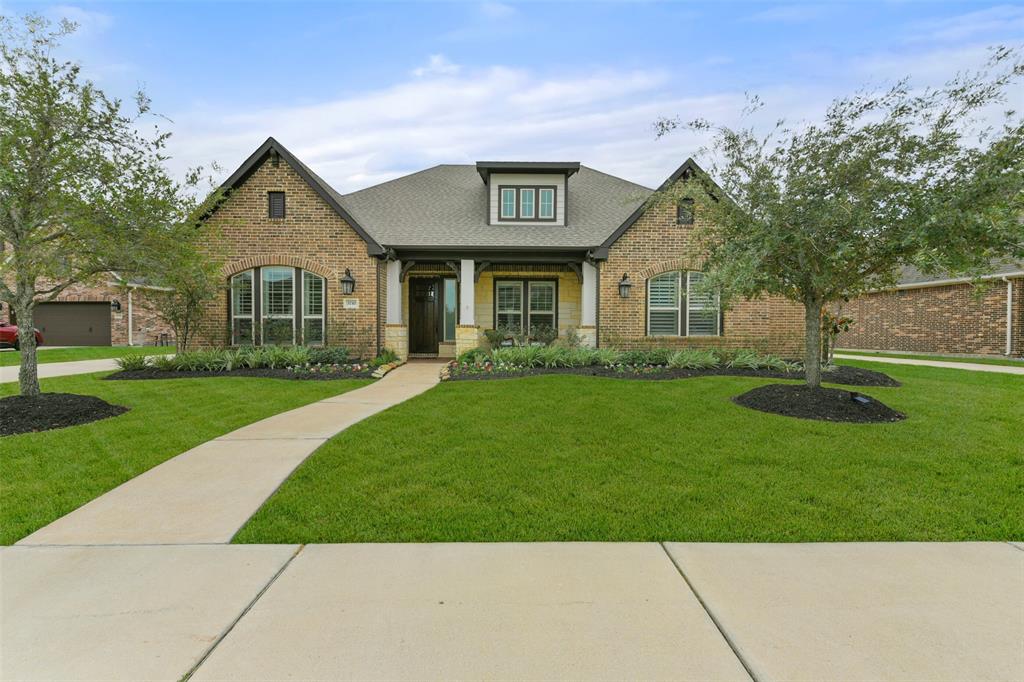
left=580, top=261, right=598, bottom=347
left=459, top=259, right=475, bottom=325
left=386, top=259, right=402, bottom=324
left=456, top=259, right=480, bottom=355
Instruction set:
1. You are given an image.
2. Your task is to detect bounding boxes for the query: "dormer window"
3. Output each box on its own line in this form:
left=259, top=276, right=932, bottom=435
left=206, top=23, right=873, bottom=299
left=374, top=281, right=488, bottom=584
left=497, top=186, right=557, bottom=222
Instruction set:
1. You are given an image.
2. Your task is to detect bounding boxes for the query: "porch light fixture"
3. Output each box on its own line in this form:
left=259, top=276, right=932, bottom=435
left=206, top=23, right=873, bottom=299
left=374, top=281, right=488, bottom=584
left=618, top=273, right=633, bottom=298
left=110, top=299, right=122, bottom=312
left=339, top=269, right=356, bottom=295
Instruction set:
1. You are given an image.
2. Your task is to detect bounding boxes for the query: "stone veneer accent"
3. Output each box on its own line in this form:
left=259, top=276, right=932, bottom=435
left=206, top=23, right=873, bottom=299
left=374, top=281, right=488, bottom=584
left=198, top=156, right=380, bottom=354
left=384, top=323, right=409, bottom=361
left=599, top=195, right=805, bottom=356
left=838, top=277, right=1023, bottom=356
left=455, top=324, right=480, bottom=357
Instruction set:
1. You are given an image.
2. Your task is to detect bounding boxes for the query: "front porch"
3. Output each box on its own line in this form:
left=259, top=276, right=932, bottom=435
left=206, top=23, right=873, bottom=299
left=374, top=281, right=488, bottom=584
left=383, top=256, right=599, bottom=360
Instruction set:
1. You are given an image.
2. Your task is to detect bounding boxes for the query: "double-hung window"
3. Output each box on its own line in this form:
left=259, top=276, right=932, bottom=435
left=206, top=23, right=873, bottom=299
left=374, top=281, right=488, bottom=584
left=230, top=271, right=254, bottom=345
left=500, top=188, right=517, bottom=219
left=495, top=279, right=557, bottom=335
left=538, top=188, right=555, bottom=219
left=495, top=281, right=524, bottom=331
left=302, top=271, right=325, bottom=346
left=647, top=270, right=721, bottom=336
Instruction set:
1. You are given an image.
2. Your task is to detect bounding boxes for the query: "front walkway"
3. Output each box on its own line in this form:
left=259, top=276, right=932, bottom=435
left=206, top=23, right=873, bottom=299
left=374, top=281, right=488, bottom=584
left=835, top=353, right=1024, bottom=375
left=17, top=362, right=444, bottom=545
left=0, top=357, right=122, bottom=383
left=2, top=542, right=1020, bottom=680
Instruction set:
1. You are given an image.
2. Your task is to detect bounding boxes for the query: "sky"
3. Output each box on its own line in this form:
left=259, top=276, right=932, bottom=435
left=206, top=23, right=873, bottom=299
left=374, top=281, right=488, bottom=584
left=3, top=1, right=1024, bottom=192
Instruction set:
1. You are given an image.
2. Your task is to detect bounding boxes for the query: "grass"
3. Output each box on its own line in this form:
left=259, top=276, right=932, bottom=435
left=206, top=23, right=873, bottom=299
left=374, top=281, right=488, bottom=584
left=236, top=361, right=1023, bottom=543
left=0, top=372, right=370, bottom=544
left=0, top=346, right=172, bottom=366
left=836, top=349, right=1024, bottom=367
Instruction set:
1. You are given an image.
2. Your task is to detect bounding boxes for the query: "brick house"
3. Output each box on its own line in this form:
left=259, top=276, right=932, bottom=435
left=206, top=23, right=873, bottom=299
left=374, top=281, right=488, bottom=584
left=838, top=262, right=1023, bottom=357
left=197, top=138, right=804, bottom=359
left=1, top=276, right=172, bottom=348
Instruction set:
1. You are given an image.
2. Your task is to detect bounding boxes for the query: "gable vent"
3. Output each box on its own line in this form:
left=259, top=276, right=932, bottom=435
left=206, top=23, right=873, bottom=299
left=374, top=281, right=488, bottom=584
left=268, top=191, right=286, bottom=219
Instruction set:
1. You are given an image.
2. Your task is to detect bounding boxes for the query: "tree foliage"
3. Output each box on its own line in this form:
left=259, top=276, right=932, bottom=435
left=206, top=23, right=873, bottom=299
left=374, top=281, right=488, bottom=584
left=0, top=14, right=216, bottom=395
left=654, top=47, right=1024, bottom=387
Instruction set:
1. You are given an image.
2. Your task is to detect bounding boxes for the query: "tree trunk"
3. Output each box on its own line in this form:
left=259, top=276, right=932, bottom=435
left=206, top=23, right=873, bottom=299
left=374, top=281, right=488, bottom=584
left=803, top=298, right=823, bottom=389
left=15, top=302, right=41, bottom=397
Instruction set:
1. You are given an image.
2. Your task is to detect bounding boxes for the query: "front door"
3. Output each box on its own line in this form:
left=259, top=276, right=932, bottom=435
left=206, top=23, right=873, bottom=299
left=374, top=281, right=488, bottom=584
left=409, top=278, right=439, bottom=354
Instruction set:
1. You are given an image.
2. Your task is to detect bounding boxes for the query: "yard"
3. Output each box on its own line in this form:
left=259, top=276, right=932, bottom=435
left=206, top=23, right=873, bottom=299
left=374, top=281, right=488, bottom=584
left=236, top=361, right=1023, bottom=543
left=0, top=372, right=370, bottom=544
left=0, top=346, right=171, bottom=366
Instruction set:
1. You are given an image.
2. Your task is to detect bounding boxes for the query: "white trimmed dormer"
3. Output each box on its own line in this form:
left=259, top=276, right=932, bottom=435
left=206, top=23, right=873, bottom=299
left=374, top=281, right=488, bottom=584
left=476, top=162, right=580, bottom=227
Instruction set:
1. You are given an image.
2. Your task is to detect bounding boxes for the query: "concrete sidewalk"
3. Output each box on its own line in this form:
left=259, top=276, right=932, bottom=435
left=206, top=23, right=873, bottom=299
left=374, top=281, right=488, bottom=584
left=2, top=542, right=1020, bottom=681
left=0, top=357, right=121, bottom=383
left=18, top=362, right=444, bottom=545
left=836, top=353, right=1024, bottom=375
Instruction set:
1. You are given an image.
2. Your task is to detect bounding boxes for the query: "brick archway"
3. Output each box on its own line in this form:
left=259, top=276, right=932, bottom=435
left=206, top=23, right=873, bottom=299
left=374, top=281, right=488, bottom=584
left=222, top=255, right=334, bottom=279
left=637, top=256, right=707, bottom=281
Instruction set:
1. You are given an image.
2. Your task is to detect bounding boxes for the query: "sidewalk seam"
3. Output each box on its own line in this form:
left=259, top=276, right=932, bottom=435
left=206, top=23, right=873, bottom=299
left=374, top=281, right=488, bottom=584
left=182, top=543, right=305, bottom=680
left=659, top=542, right=761, bottom=682
left=1006, top=541, right=1024, bottom=553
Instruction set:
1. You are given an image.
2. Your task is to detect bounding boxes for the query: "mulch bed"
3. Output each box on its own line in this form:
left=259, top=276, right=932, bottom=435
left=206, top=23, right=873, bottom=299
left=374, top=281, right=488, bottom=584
left=446, top=364, right=899, bottom=387
left=732, top=384, right=906, bottom=423
left=1, top=393, right=129, bottom=436
left=105, top=368, right=376, bottom=381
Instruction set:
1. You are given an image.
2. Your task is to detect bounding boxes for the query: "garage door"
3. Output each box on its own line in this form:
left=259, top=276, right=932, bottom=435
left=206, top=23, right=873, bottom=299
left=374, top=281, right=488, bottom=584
left=34, top=303, right=112, bottom=346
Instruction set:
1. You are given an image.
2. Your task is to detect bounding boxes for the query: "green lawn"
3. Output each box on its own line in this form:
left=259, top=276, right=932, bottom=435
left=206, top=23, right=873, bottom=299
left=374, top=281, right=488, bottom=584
left=0, top=373, right=370, bottom=544
left=0, top=346, right=172, bottom=366
left=236, top=361, right=1023, bottom=543
left=837, top=349, right=1024, bottom=367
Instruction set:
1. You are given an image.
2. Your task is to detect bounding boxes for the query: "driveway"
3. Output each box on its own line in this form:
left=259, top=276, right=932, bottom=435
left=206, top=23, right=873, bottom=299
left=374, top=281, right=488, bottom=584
left=3, top=542, right=1021, bottom=681
left=835, top=353, right=1024, bottom=375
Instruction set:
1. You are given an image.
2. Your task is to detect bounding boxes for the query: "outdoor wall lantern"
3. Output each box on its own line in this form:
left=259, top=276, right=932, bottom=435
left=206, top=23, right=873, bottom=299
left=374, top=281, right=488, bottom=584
left=339, top=269, right=356, bottom=295
left=110, top=299, right=122, bottom=312
left=618, top=273, right=633, bottom=298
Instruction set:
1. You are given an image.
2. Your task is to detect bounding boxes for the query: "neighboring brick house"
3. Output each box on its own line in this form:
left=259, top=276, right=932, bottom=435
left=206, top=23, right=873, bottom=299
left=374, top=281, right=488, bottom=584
left=1, top=276, right=172, bottom=347
left=196, top=138, right=804, bottom=358
left=837, top=262, right=1023, bottom=357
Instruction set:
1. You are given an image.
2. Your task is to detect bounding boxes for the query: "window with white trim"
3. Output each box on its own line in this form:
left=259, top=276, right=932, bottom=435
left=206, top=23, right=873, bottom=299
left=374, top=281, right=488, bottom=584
left=231, top=271, right=254, bottom=345
left=496, top=186, right=557, bottom=222
left=520, top=188, right=535, bottom=218
left=500, top=188, right=516, bottom=219
left=539, top=188, right=554, bottom=219
left=528, top=281, right=555, bottom=333
left=302, top=271, right=325, bottom=346
left=646, top=270, right=721, bottom=336
left=496, top=281, right=523, bottom=331
left=262, top=266, right=295, bottom=345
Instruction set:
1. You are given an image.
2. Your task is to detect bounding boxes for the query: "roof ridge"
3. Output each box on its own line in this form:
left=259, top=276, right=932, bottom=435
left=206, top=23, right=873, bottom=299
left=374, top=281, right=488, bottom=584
left=341, top=163, right=455, bottom=197
left=578, top=164, right=656, bottom=193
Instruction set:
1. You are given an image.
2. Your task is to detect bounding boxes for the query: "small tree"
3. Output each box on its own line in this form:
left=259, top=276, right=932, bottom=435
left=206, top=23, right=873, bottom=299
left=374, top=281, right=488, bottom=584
left=655, top=48, right=1024, bottom=387
left=0, top=15, right=208, bottom=395
left=139, top=231, right=224, bottom=353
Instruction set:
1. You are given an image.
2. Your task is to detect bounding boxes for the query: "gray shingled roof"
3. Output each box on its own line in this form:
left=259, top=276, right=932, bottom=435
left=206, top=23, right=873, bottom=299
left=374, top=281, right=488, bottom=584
left=338, top=164, right=653, bottom=249
left=898, top=259, right=1024, bottom=286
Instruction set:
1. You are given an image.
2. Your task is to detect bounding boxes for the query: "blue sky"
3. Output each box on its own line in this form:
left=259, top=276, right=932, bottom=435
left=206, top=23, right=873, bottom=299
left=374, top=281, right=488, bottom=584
left=4, top=1, right=1024, bottom=191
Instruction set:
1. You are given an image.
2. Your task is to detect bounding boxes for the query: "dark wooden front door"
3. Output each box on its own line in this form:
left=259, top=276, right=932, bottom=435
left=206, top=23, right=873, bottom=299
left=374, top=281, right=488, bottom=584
left=409, top=278, right=439, bottom=354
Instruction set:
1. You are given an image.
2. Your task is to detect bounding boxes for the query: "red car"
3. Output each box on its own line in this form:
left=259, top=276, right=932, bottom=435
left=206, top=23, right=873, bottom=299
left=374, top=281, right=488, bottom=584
left=0, top=320, right=44, bottom=349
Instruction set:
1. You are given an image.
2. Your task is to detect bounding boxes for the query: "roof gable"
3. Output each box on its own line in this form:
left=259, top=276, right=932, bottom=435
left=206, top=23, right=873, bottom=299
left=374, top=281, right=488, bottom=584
left=218, top=137, right=384, bottom=256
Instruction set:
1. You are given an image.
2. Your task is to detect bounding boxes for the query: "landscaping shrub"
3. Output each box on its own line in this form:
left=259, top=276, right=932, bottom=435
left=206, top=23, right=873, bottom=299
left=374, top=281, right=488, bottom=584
left=531, top=324, right=559, bottom=347
left=373, top=348, right=399, bottom=367
left=308, top=346, right=349, bottom=365
left=457, top=347, right=489, bottom=364
left=667, top=348, right=720, bottom=369
left=115, top=353, right=150, bottom=371
left=151, top=354, right=179, bottom=371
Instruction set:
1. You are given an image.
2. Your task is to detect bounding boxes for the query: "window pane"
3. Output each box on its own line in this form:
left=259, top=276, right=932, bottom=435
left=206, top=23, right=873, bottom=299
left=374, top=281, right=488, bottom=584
left=529, top=282, right=554, bottom=313
left=496, top=282, right=522, bottom=313
left=262, top=318, right=293, bottom=345
left=648, top=273, right=679, bottom=308
left=303, top=271, right=324, bottom=316
left=497, top=312, right=522, bottom=331
left=687, top=271, right=719, bottom=336
left=231, top=271, right=252, bottom=316
left=529, top=314, right=554, bottom=334
left=520, top=188, right=535, bottom=218
left=262, top=267, right=294, bottom=316
left=539, top=189, right=554, bottom=218
left=649, top=311, right=679, bottom=336
left=501, top=189, right=516, bottom=218
left=443, top=278, right=457, bottom=341
left=303, top=318, right=324, bottom=346
left=232, top=318, right=253, bottom=346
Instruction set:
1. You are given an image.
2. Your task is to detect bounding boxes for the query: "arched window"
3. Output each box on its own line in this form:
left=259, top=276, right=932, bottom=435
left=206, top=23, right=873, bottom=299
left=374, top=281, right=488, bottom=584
left=229, top=267, right=327, bottom=346
left=647, top=271, right=721, bottom=337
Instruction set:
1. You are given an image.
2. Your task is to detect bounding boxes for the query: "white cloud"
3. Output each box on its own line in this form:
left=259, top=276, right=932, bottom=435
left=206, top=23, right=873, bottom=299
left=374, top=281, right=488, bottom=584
left=412, top=54, right=461, bottom=78
left=907, top=5, right=1024, bottom=43
left=479, top=1, right=516, bottom=20
left=745, top=4, right=830, bottom=24
left=46, top=5, right=113, bottom=37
